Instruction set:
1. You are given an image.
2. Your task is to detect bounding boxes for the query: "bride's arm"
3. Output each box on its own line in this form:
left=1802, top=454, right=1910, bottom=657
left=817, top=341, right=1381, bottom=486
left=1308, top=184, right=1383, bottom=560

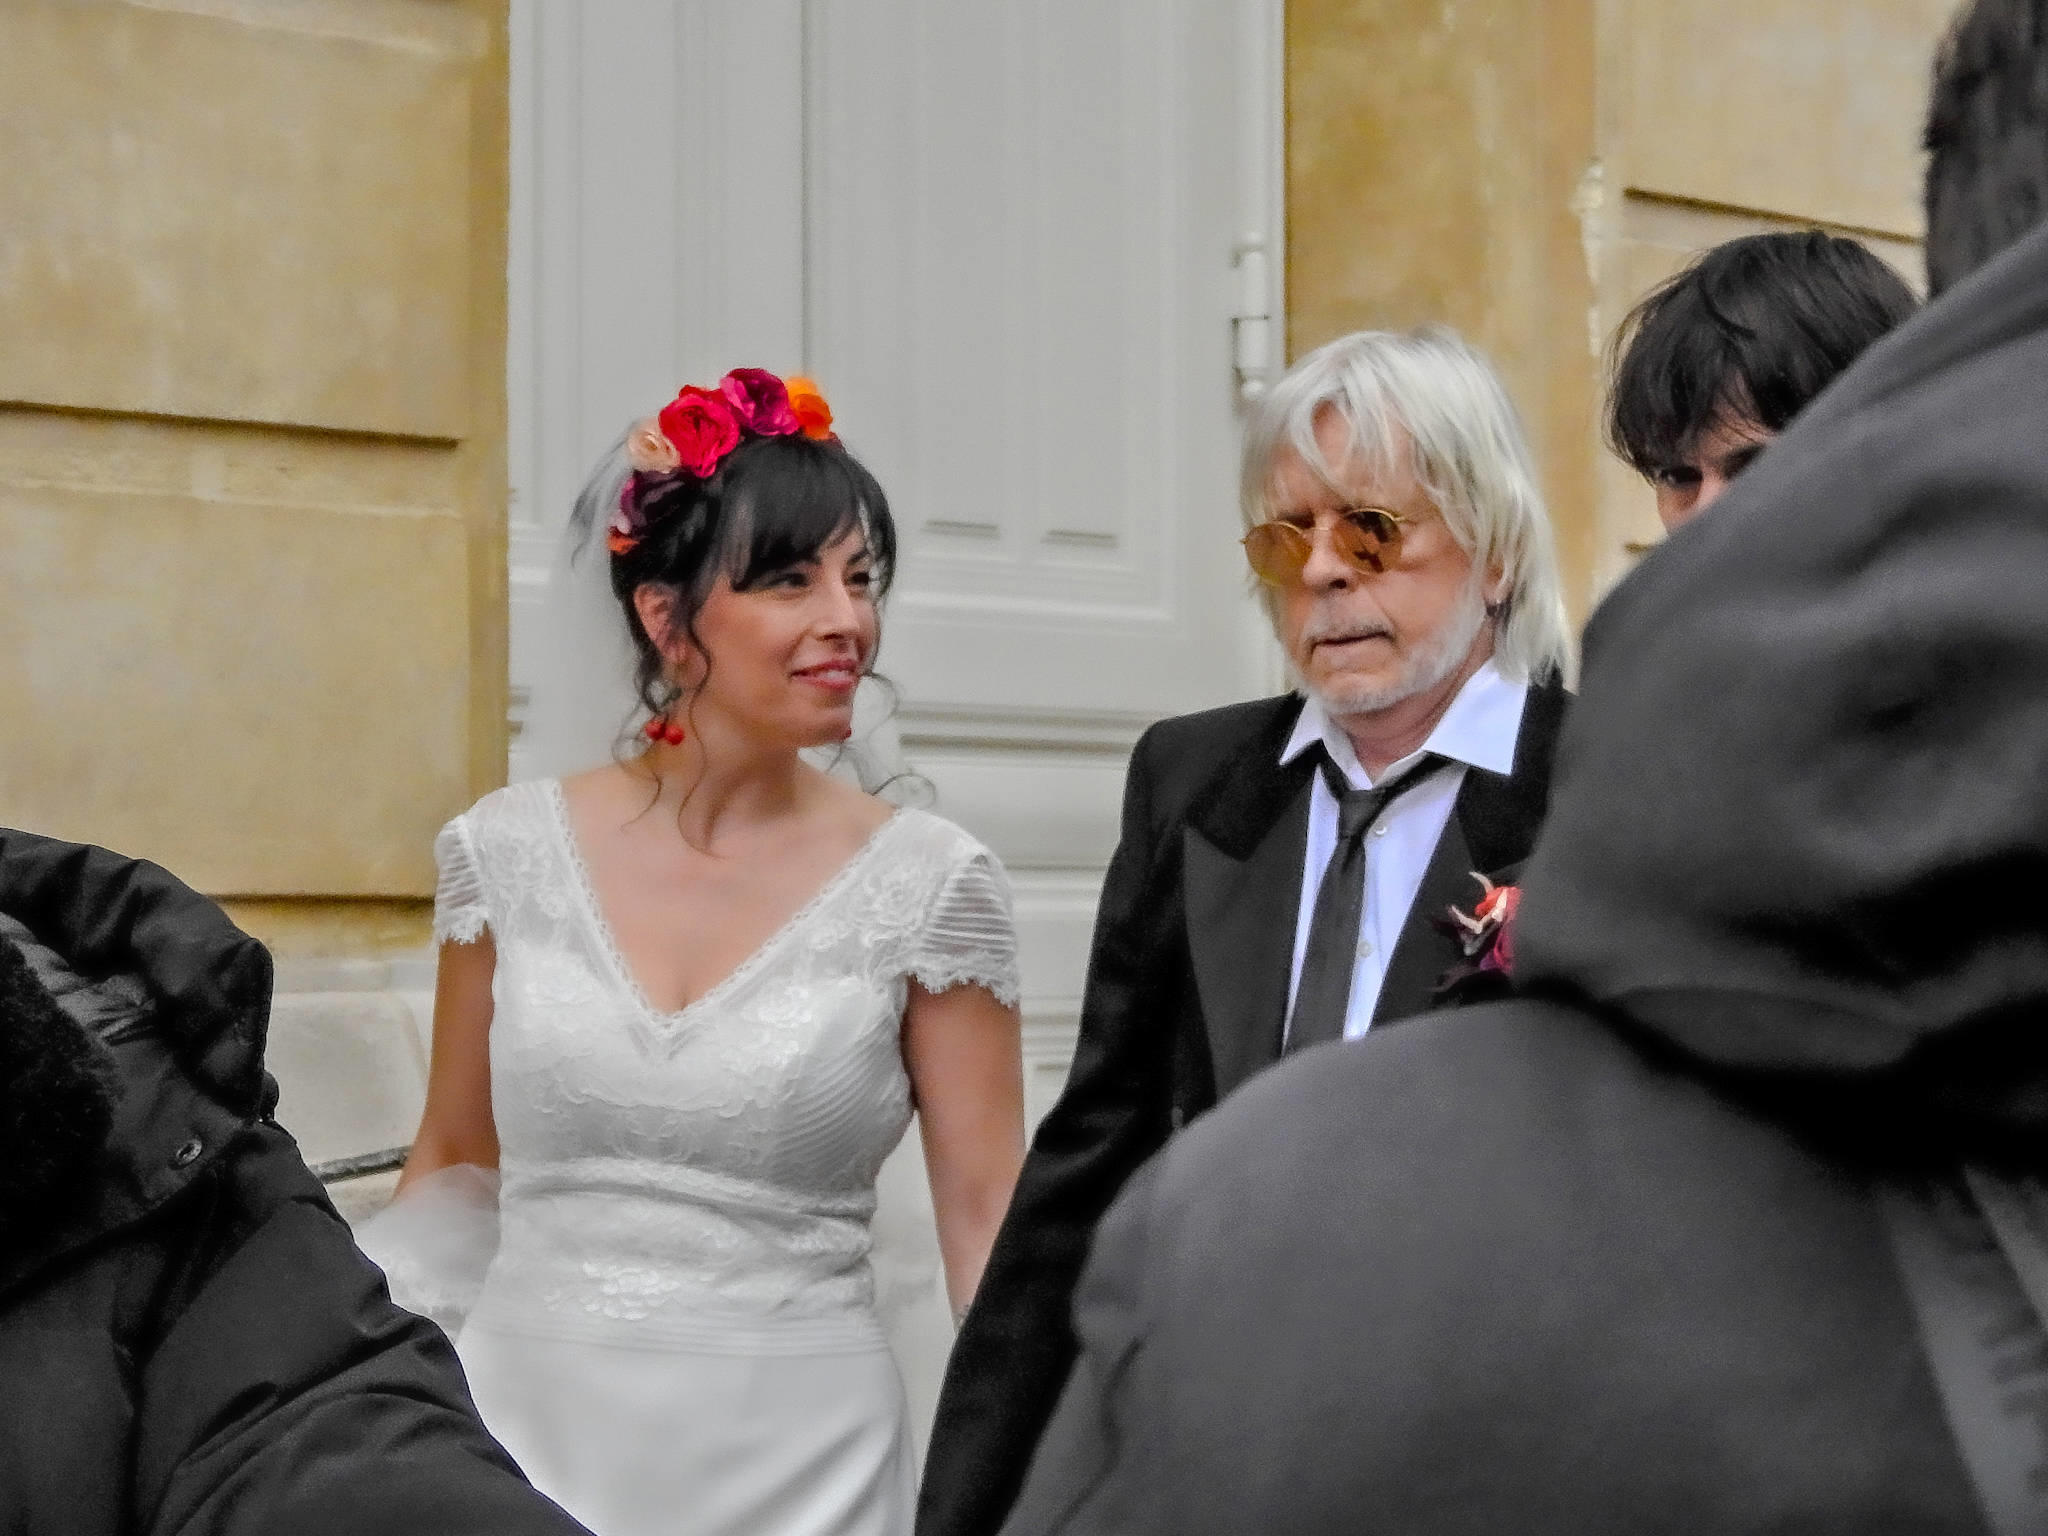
left=395, top=935, right=501, bottom=1194
left=904, top=979, right=1025, bottom=1316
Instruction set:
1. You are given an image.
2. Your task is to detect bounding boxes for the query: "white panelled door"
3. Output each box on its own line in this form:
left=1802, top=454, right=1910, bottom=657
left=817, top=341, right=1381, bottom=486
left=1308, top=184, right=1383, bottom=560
left=508, top=0, right=1282, bottom=1450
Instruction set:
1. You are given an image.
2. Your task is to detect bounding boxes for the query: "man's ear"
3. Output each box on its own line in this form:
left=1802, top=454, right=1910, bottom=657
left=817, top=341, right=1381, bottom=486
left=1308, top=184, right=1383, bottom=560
left=1484, top=561, right=1511, bottom=609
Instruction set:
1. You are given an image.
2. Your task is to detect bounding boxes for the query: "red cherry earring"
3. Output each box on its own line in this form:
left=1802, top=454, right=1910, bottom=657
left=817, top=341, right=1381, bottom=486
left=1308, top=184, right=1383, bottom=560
left=643, top=716, right=685, bottom=747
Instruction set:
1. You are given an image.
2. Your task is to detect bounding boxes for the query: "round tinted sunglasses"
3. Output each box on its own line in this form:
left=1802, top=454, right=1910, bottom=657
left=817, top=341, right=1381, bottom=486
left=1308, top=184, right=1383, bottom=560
left=1241, top=506, right=1408, bottom=586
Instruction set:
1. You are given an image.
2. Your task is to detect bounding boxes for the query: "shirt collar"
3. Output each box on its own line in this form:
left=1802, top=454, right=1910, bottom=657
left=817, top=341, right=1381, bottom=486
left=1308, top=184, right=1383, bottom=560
left=1280, top=660, right=1529, bottom=788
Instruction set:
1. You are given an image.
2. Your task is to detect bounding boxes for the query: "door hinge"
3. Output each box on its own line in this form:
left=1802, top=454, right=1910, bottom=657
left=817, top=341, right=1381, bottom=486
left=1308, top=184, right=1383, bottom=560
left=1232, top=237, right=1273, bottom=404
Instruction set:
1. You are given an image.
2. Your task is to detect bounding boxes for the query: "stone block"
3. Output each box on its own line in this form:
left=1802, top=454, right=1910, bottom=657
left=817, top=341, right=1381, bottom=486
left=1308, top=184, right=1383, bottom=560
left=0, top=0, right=482, bottom=438
left=1616, top=0, right=1956, bottom=237
left=0, top=434, right=471, bottom=894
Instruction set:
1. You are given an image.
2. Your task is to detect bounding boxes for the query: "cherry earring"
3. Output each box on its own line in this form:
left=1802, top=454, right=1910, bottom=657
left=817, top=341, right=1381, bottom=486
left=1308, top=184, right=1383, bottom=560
left=643, top=716, right=685, bottom=747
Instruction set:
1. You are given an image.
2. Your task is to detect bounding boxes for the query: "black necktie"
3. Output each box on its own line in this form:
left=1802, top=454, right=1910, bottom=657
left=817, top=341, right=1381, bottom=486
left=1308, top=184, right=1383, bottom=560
left=1284, top=749, right=1449, bottom=1054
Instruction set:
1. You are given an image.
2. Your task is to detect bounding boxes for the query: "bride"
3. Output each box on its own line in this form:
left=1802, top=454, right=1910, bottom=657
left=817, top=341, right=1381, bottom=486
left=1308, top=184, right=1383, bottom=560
left=362, top=370, right=1026, bottom=1536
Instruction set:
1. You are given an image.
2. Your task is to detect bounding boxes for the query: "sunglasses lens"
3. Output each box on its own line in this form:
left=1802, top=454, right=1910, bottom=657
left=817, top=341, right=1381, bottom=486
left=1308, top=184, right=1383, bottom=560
left=1242, top=523, right=1307, bottom=586
left=1335, top=510, right=1398, bottom=573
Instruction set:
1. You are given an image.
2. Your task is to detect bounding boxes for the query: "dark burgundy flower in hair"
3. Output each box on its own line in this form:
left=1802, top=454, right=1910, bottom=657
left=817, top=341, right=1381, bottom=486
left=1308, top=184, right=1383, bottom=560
left=719, top=368, right=800, bottom=437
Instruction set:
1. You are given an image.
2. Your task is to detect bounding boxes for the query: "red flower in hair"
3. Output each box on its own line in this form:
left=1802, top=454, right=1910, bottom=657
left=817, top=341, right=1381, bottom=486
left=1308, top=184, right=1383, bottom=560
left=719, top=368, right=800, bottom=437
left=657, top=386, right=742, bottom=478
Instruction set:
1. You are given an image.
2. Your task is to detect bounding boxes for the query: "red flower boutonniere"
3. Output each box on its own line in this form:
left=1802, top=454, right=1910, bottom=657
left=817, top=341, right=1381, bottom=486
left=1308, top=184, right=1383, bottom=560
left=1434, top=873, right=1521, bottom=1002
left=1451, top=874, right=1520, bottom=975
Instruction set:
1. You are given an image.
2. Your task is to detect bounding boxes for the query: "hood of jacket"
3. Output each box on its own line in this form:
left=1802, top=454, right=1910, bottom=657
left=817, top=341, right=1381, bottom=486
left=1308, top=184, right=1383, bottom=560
left=0, top=829, right=273, bottom=1283
left=1515, top=220, right=2048, bottom=1154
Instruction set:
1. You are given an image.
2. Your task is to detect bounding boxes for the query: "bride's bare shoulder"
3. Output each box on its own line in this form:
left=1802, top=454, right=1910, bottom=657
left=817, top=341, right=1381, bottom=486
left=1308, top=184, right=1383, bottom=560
left=805, top=765, right=896, bottom=838
left=558, top=760, right=646, bottom=809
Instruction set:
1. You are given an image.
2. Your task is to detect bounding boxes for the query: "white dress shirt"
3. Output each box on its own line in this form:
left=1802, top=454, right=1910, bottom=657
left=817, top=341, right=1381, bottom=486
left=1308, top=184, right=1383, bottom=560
left=1280, top=661, right=1529, bottom=1043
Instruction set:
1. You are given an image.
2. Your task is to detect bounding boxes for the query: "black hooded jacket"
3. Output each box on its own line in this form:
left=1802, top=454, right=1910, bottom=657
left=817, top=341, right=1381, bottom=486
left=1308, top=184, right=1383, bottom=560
left=995, top=222, right=2048, bottom=1536
left=0, top=828, right=588, bottom=1536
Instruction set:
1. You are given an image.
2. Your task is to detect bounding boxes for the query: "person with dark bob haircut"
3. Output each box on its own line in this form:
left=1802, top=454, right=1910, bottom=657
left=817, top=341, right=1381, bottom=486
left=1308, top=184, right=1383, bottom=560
left=1607, top=230, right=1917, bottom=531
left=360, top=370, right=1026, bottom=1536
left=1924, top=0, right=2048, bottom=295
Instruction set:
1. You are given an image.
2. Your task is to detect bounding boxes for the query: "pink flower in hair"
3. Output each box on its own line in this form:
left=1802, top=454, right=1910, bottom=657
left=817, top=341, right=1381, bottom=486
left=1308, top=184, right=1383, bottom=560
left=657, top=386, right=743, bottom=478
left=719, top=368, right=800, bottom=437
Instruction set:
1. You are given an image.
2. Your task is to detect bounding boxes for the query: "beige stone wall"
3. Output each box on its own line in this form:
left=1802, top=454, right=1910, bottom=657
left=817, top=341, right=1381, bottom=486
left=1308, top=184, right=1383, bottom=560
left=1289, top=0, right=1602, bottom=615
left=1287, top=0, right=1955, bottom=618
left=0, top=0, right=508, bottom=957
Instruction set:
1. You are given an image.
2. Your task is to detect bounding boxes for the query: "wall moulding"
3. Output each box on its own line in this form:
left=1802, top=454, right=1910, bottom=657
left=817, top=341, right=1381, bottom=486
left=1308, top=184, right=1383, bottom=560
left=0, top=404, right=465, bottom=513
left=895, top=702, right=1152, bottom=757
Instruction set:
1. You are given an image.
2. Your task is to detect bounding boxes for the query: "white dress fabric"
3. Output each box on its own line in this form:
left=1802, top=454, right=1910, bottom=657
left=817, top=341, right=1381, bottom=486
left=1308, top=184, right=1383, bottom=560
left=374, top=780, right=1020, bottom=1536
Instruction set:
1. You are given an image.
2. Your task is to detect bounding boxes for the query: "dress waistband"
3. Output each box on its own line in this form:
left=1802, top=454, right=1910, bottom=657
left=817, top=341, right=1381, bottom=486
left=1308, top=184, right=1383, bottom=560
left=465, top=1285, right=890, bottom=1355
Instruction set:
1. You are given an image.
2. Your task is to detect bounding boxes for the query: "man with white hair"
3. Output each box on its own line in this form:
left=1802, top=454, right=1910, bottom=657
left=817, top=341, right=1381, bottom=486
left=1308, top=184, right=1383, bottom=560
left=918, top=327, right=1575, bottom=1536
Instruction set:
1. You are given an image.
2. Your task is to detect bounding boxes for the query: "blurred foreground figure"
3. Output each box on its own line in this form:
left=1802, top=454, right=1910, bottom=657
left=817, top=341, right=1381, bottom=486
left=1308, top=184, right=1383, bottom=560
left=1607, top=230, right=1917, bottom=531
left=1000, top=12, right=2048, bottom=1524
left=0, top=830, right=588, bottom=1536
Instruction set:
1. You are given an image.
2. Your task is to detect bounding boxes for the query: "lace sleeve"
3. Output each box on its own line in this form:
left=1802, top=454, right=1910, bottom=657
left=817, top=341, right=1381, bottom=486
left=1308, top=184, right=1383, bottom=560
left=908, top=847, right=1021, bottom=1007
left=433, top=817, right=489, bottom=945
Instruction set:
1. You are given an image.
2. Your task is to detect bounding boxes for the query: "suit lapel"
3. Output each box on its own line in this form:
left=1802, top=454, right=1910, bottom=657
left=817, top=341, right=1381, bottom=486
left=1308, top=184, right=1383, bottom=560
left=1181, top=703, right=1315, bottom=1101
left=1184, top=780, right=1310, bottom=1099
left=1458, top=672, right=1569, bottom=878
left=1374, top=673, right=1571, bottom=1024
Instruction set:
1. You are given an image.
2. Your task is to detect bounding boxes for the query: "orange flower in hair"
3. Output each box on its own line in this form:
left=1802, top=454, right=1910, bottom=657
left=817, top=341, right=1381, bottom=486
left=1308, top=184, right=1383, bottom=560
left=786, top=375, right=835, bottom=440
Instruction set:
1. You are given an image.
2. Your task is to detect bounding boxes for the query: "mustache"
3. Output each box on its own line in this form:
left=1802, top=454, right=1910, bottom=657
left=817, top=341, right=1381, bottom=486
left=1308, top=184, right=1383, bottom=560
left=1299, top=613, right=1393, bottom=647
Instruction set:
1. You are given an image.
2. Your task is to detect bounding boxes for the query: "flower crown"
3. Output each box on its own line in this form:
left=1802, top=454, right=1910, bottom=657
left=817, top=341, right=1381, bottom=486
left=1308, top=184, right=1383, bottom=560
left=608, top=368, right=836, bottom=555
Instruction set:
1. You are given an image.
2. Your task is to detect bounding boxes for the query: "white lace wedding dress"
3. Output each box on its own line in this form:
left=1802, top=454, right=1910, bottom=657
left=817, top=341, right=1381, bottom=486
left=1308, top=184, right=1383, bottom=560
left=363, top=779, right=1019, bottom=1536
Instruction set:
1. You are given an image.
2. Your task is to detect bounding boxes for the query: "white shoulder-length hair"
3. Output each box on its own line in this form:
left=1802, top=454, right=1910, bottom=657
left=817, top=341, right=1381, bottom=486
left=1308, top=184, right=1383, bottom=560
left=1240, top=325, right=1576, bottom=686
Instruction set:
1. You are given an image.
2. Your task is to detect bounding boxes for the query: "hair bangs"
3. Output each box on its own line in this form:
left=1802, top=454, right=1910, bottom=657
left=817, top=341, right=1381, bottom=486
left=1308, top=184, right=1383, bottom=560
left=716, top=436, right=897, bottom=597
left=1608, top=232, right=1918, bottom=473
left=1608, top=288, right=1758, bottom=477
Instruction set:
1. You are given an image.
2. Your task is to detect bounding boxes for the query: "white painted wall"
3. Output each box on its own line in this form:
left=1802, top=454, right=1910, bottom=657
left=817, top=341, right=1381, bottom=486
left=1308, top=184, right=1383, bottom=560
left=503, top=0, right=1284, bottom=1453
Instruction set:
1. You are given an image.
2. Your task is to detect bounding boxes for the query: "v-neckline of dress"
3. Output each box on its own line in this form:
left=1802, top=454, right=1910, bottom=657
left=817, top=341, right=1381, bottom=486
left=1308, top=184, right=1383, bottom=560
left=543, top=778, right=905, bottom=1037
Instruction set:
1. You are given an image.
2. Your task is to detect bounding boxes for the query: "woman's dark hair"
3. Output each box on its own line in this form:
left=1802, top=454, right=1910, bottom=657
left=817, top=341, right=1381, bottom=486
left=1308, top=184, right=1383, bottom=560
left=1924, top=0, right=2048, bottom=297
left=1605, top=231, right=1919, bottom=479
left=598, top=432, right=898, bottom=730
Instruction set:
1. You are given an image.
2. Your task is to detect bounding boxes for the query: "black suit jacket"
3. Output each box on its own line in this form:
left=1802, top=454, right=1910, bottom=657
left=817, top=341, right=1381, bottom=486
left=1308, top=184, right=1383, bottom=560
left=917, top=675, right=1570, bottom=1536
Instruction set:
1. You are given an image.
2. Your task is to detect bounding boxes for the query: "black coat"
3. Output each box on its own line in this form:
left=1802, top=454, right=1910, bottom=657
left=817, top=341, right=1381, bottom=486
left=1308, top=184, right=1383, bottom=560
left=0, top=829, right=589, bottom=1536
left=921, top=678, right=1568, bottom=1536
left=998, top=221, right=2048, bottom=1535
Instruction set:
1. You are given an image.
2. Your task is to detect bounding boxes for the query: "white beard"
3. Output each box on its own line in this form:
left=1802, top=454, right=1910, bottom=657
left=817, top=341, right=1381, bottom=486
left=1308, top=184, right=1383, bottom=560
left=1300, top=571, right=1491, bottom=718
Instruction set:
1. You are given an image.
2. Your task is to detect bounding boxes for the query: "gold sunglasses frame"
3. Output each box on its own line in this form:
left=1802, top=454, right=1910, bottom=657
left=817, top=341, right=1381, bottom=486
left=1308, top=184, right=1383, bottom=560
left=1240, top=506, right=1409, bottom=587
